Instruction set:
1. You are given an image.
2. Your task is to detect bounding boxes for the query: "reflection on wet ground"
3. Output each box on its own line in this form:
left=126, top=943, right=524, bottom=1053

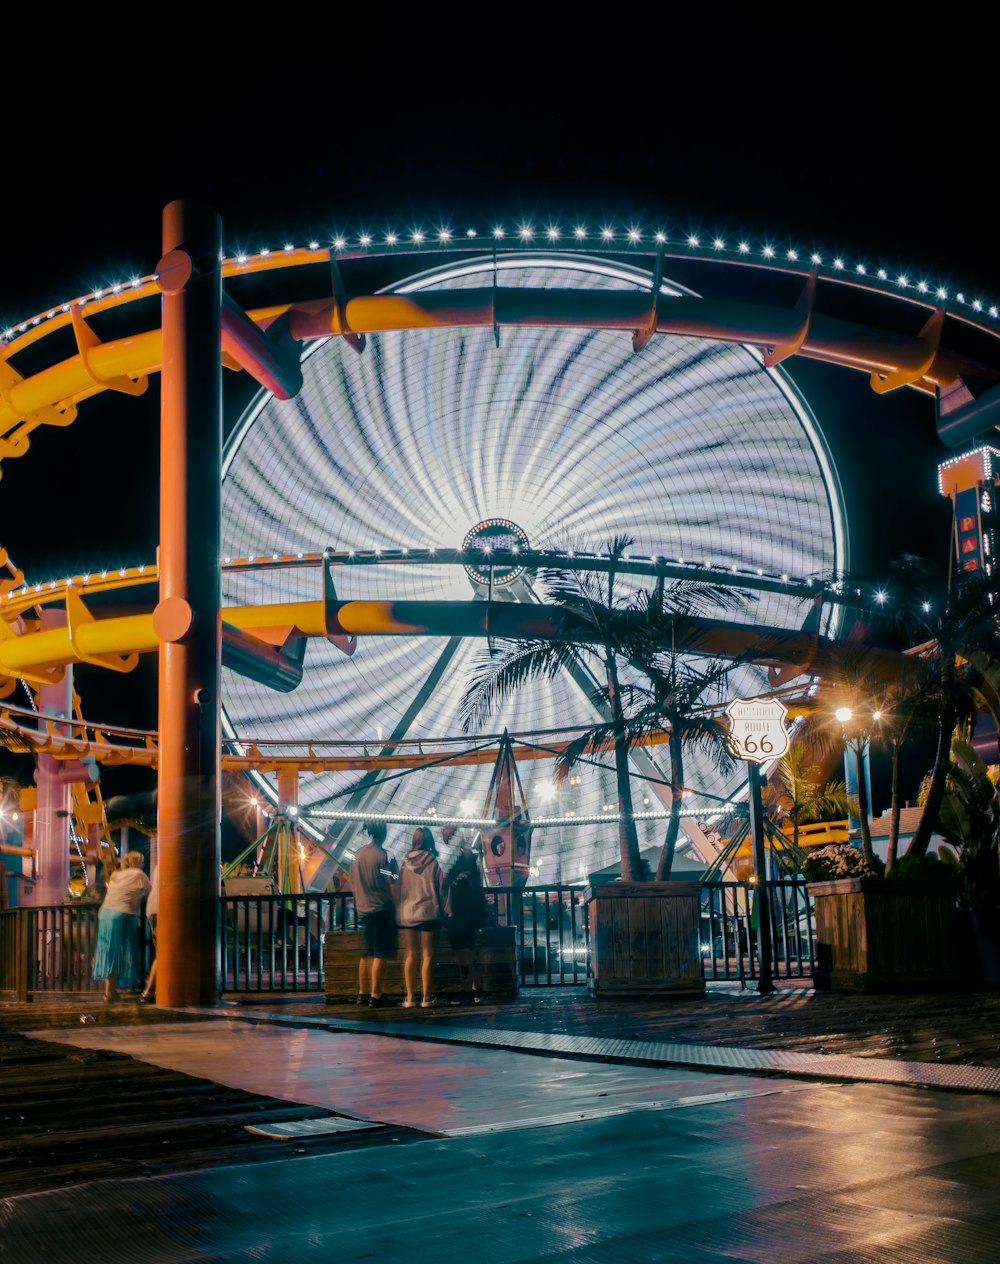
left=33, top=1019, right=791, bottom=1131
left=5, top=994, right=1000, bottom=1261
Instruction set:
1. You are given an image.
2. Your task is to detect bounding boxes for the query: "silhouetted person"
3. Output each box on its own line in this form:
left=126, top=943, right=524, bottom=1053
left=350, top=821, right=397, bottom=1006
left=448, top=831, right=488, bottom=1003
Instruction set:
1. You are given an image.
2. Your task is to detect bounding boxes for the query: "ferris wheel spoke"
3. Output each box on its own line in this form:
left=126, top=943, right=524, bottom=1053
left=307, top=635, right=466, bottom=884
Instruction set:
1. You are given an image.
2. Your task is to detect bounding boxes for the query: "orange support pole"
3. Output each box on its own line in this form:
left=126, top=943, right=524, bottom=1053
left=276, top=766, right=301, bottom=893
left=154, top=201, right=222, bottom=1006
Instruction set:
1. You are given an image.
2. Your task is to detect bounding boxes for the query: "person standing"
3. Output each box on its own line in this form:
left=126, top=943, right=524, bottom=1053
left=139, top=861, right=159, bottom=1003
left=397, top=826, right=449, bottom=1008
left=92, top=851, right=151, bottom=1001
left=350, top=821, right=397, bottom=1007
left=448, top=832, right=488, bottom=1004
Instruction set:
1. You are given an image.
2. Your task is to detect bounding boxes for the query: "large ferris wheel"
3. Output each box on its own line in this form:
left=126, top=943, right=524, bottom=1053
left=220, top=253, right=848, bottom=881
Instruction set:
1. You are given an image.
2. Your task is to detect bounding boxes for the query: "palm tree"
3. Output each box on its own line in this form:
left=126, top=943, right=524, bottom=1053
left=935, top=739, right=1000, bottom=916
left=642, top=651, right=736, bottom=880
left=798, top=668, right=887, bottom=870
left=765, top=740, right=851, bottom=851
left=554, top=648, right=737, bottom=881
left=461, top=536, right=745, bottom=883
left=898, top=563, right=1000, bottom=859
left=869, top=668, right=936, bottom=873
left=793, top=652, right=910, bottom=869
left=843, top=714, right=879, bottom=869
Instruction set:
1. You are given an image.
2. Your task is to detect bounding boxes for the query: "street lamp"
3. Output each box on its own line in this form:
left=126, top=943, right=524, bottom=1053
left=834, top=704, right=876, bottom=865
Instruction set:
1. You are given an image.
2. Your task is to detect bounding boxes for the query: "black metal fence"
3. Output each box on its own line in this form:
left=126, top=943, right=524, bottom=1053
left=700, top=879, right=815, bottom=983
left=0, top=903, right=108, bottom=1000
left=220, top=892, right=353, bottom=992
left=485, top=885, right=592, bottom=987
left=2, top=880, right=815, bottom=998
left=219, top=885, right=591, bottom=992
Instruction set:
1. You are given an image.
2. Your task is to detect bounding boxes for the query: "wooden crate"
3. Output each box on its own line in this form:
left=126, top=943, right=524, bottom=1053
left=810, top=878, right=962, bottom=992
left=585, top=882, right=704, bottom=997
left=324, top=925, right=517, bottom=1002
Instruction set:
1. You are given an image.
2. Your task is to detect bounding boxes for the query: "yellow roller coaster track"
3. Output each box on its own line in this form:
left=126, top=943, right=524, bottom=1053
left=4, top=237, right=1000, bottom=471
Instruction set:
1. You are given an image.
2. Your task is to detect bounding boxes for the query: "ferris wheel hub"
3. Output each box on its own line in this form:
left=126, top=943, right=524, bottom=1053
left=462, top=518, right=530, bottom=587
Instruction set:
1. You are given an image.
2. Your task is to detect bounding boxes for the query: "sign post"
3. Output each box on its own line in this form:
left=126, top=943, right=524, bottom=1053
left=725, top=697, right=790, bottom=996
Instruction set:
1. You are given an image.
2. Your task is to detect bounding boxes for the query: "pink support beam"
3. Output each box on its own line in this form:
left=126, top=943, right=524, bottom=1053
left=220, top=294, right=302, bottom=399
left=26, top=611, right=73, bottom=906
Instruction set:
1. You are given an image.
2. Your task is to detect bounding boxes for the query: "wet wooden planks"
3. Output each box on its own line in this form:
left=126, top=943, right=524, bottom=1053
left=0, top=1019, right=421, bottom=1198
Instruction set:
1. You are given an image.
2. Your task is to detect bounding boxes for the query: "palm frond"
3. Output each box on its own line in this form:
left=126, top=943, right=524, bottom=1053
left=461, top=639, right=590, bottom=731
left=636, top=577, right=753, bottom=621
left=553, top=723, right=619, bottom=780
left=677, top=716, right=737, bottom=776
left=605, top=533, right=634, bottom=603
left=798, top=781, right=852, bottom=824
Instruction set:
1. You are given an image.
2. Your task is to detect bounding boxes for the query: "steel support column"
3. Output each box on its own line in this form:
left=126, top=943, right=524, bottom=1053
left=155, top=201, right=222, bottom=1006
left=26, top=612, right=73, bottom=906
left=748, top=763, right=775, bottom=996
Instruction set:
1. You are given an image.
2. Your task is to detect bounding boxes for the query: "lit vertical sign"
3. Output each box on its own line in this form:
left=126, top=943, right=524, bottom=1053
left=939, top=447, right=1000, bottom=576
left=954, top=486, right=984, bottom=572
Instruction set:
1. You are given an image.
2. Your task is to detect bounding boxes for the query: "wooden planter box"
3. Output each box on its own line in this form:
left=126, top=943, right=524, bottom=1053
left=809, top=878, right=962, bottom=992
left=585, top=881, right=704, bottom=997
left=323, top=925, right=517, bottom=1002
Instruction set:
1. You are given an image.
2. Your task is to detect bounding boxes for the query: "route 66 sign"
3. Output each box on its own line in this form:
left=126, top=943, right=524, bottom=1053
left=725, top=696, right=790, bottom=764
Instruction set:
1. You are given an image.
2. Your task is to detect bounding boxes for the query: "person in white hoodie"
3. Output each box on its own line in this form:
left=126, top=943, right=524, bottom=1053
left=397, top=827, right=450, bottom=1007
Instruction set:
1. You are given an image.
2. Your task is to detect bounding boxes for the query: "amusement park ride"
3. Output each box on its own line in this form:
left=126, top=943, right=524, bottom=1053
left=3, top=200, right=1000, bottom=1003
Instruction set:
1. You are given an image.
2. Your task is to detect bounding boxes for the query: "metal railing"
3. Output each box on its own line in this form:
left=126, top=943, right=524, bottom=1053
left=220, top=892, right=354, bottom=992
left=0, top=903, right=110, bottom=1000
left=484, top=884, right=592, bottom=987
left=700, top=879, right=814, bottom=983
left=219, top=885, right=591, bottom=992
left=2, top=880, right=811, bottom=998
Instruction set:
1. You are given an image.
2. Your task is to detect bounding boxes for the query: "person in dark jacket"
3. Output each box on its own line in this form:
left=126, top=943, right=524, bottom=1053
left=397, top=826, right=450, bottom=1008
left=448, top=831, right=488, bottom=1003
left=350, top=821, right=397, bottom=1007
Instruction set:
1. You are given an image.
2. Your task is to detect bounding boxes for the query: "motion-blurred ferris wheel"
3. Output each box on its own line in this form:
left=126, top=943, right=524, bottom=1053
left=220, top=252, right=847, bottom=881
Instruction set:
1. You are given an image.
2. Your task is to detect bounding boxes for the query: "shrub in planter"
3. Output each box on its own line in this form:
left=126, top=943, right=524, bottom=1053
left=801, top=843, right=883, bottom=883
left=805, top=844, right=960, bottom=991
left=889, top=853, right=954, bottom=882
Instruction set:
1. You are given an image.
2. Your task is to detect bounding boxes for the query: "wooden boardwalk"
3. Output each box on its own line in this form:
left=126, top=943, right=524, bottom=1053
left=0, top=1002, right=422, bottom=1198
left=3, top=984, right=999, bottom=1199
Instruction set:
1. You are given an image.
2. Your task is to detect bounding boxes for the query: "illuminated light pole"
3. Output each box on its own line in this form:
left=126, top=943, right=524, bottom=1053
left=277, top=767, right=302, bottom=892
left=836, top=706, right=876, bottom=866
left=154, top=201, right=222, bottom=1007
left=249, top=795, right=264, bottom=846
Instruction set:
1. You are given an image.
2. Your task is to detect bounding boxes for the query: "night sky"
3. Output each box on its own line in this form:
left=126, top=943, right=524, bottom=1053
left=1, top=35, right=996, bottom=809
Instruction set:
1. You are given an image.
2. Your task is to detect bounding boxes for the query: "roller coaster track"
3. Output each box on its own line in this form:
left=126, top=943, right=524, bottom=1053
left=3, top=236, right=1000, bottom=470
left=2, top=685, right=822, bottom=777
left=0, top=545, right=909, bottom=700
